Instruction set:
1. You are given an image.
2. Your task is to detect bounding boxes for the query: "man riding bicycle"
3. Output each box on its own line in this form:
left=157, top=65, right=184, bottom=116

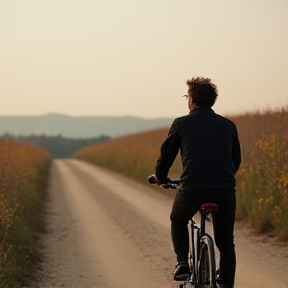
left=154, top=77, right=241, bottom=288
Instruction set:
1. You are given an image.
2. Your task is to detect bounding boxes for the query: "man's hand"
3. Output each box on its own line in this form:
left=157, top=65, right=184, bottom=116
left=147, top=174, right=170, bottom=185
left=154, top=175, right=171, bottom=185
left=154, top=175, right=162, bottom=185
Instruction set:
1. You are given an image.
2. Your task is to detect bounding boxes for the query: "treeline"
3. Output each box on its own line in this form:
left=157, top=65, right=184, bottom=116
left=1, top=134, right=110, bottom=158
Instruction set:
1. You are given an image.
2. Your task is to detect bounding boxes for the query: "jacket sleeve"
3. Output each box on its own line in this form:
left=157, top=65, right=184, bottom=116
left=232, top=127, right=242, bottom=172
left=155, top=120, right=180, bottom=182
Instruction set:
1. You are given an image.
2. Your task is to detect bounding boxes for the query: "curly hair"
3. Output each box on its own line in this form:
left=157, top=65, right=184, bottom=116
left=186, top=77, right=218, bottom=107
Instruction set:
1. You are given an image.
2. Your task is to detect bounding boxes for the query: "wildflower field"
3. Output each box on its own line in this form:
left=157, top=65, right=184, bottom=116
left=0, top=138, right=51, bottom=288
left=74, top=108, right=288, bottom=240
left=232, top=109, right=288, bottom=239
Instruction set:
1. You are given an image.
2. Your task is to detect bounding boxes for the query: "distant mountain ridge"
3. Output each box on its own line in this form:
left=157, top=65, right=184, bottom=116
left=0, top=113, right=174, bottom=138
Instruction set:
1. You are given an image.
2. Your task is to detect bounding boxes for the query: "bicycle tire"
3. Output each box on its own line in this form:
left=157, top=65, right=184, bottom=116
left=197, top=234, right=217, bottom=288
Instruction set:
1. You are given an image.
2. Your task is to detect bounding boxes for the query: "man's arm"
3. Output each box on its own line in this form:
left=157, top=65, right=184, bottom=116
left=155, top=120, right=180, bottom=183
left=232, top=128, right=242, bottom=172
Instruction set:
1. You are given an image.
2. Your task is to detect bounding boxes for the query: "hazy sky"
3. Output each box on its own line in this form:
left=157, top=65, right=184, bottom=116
left=1, top=0, right=288, bottom=118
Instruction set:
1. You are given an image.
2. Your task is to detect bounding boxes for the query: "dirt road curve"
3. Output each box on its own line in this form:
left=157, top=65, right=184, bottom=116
left=34, top=159, right=288, bottom=288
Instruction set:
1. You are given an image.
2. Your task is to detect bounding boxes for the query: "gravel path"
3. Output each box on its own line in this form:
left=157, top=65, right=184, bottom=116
left=32, top=159, right=288, bottom=288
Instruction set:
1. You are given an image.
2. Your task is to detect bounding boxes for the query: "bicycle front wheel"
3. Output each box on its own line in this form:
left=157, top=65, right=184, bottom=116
left=197, top=234, right=217, bottom=288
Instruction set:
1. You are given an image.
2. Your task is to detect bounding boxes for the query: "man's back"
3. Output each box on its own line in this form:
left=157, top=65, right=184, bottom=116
left=167, top=106, right=241, bottom=190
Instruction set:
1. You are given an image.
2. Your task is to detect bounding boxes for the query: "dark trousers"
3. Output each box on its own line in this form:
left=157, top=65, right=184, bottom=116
left=170, top=188, right=236, bottom=288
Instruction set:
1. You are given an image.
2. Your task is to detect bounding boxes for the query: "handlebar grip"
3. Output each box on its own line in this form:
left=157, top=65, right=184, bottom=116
left=148, top=175, right=180, bottom=189
left=148, top=175, right=157, bottom=184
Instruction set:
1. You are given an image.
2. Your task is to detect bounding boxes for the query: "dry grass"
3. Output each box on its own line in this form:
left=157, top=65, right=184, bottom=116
left=0, top=138, right=51, bottom=288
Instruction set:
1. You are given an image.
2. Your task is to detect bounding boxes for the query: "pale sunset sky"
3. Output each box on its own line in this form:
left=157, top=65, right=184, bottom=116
left=1, top=0, right=288, bottom=118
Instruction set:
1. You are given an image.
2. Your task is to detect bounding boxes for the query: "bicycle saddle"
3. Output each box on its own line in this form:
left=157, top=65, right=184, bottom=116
left=200, top=203, right=219, bottom=212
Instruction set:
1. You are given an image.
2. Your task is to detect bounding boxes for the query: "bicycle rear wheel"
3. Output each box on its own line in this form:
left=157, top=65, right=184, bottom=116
left=197, top=234, right=217, bottom=288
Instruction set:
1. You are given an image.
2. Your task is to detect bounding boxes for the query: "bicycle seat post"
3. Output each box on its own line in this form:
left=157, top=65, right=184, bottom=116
left=200, top=209, right=207, bottom=238
left=199, top=203, right=219, bottom=237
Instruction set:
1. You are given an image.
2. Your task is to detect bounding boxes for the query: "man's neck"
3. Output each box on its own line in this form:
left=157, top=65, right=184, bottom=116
left=190, top=103, right=199, bottom=111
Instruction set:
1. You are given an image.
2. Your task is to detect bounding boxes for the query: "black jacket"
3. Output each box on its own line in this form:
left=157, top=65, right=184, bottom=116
left=155, top=106, right=241, bottom=190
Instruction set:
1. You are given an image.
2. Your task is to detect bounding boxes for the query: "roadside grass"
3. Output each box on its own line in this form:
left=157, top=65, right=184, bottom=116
left=74, top=129, right=182, bottom=181
left=73, top=107, right=288, bottom=240
left=0, top=138, right=51, bottom=288
left=233, top=109, right=288, bottom=239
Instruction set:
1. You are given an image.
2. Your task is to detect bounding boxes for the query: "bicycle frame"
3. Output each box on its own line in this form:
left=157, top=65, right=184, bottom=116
left=147, top=176, right=218, bottom=288
left=188, top=217, right=198, bottom=285
left=182, top=205, right=218, bottom=288
left=188, top=211, right=209, bottom=285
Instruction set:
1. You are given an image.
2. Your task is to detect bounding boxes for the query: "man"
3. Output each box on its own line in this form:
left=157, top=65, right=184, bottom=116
left=154, top=77, right=241, bottom=288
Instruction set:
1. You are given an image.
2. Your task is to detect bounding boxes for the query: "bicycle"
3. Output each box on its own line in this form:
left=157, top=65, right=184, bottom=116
left=148, top=175, right=221, bottom=288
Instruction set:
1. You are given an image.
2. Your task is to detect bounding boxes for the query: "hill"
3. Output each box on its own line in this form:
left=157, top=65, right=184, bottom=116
left=0, top=113, right=174, bottom=138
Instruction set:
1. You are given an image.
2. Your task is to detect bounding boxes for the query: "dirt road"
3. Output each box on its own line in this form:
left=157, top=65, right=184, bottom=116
left=34, top=159, right=288, bottom=288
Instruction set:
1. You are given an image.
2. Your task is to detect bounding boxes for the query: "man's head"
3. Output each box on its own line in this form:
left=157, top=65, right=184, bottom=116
left=186, top=77, right=218, bottom=110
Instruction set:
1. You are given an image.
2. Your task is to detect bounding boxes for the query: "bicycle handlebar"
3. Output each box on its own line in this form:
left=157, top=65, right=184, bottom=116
left=147, top=175, right=180, bottom=189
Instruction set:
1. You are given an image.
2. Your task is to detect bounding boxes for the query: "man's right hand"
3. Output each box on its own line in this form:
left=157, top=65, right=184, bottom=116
left=154, top=175, right=162, bottom=185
